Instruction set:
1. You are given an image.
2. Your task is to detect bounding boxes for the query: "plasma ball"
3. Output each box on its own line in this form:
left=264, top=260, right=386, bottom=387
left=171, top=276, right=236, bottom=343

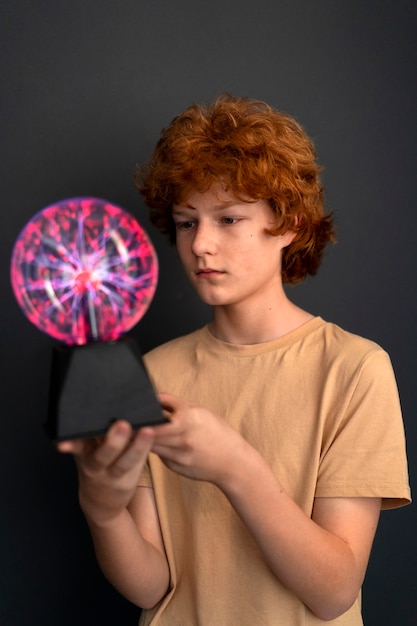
left=10, top=197, right=159, bottom=345
left=73, top=270, right=99, bottom=294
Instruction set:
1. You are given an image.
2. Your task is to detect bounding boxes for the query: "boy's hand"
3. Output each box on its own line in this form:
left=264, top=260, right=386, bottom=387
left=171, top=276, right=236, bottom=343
left=57, top=421, right=155, bottom=527
left=151, top=392, right=251, bottom=486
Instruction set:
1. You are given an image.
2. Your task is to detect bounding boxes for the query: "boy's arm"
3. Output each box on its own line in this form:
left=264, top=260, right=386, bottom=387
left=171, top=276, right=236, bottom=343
left=58, top=421, right=169, bottom=609
left=151, top=392, right=381, bottom=621
left=219, top=450, right=380, bottom=621
left=85, top=487, right=169, bottom=609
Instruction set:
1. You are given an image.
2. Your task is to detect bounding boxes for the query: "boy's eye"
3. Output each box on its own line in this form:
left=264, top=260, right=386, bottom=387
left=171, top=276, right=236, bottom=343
left=176, top=220, right=194, bottom=230
left=221, top=217, right=238, bottom=225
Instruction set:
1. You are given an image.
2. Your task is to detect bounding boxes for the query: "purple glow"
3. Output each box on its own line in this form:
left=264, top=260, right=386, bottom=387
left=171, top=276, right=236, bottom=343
left=10, top=197, right=158, bottom=345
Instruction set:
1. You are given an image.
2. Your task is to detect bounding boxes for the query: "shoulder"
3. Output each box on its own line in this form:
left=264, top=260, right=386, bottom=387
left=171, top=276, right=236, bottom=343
left=143, top=327, right=205, bottom=370
left=318, top=319, right=381, bottom=351
left=143, top=327, right=208, bottom=392
left=302, top=320, right=399, bottom=395
left=316, top=320, right=390, bottom=366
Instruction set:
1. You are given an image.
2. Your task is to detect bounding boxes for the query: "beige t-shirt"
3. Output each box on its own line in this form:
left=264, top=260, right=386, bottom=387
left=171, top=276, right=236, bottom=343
left=138, top=317, right=410, bottom=626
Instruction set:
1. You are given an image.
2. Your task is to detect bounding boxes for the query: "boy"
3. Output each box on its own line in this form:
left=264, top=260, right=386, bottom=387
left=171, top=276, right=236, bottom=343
left=58, top=95, right=410, bottom=625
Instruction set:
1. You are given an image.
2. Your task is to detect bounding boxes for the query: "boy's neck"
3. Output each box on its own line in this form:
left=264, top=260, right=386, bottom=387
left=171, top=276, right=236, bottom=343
left=209, top=297, right=314, bottom=345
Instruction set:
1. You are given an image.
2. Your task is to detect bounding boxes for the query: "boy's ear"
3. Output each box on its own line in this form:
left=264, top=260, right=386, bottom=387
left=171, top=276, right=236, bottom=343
left=281, top=213, right=301, bottom=247
left=280, top=228, right=297, bottom=248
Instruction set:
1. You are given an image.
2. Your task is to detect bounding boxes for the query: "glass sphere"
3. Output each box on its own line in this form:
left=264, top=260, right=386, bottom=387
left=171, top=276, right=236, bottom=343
left=10, top=197, right=158, bottom=345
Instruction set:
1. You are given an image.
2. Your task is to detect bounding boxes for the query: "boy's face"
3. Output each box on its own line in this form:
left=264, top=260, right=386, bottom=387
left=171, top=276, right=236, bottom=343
left=172, top=185, right=294, bottom=308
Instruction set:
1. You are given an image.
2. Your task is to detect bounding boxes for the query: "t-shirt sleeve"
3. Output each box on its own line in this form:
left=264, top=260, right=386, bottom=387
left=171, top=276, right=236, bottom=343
left=316, top=349, right=411, bottom=509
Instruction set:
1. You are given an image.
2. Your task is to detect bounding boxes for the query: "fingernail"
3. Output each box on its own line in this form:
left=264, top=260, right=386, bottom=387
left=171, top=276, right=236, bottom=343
left=114, top=422, right=129, bottom=437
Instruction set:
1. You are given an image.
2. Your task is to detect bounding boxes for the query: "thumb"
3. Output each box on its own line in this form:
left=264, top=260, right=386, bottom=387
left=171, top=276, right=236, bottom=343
left=157, top=391, right=186, bottom=413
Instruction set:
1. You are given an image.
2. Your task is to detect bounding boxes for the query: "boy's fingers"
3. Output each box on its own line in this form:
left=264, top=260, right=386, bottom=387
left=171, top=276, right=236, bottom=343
left=108, top=428, right=155, bottom=476
left=57, top=422, right=156, bottom=474
left=57, top=421, right=132, bottom=464
left=86, top=420, right=133, bottom=468
left=56, top=438, right=87, bottom=455
left=157, top=391, right=187, bottom=413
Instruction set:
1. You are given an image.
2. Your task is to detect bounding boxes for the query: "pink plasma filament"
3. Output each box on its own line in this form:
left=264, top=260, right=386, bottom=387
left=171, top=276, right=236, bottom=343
left=10, top=198, right=158, bottom=345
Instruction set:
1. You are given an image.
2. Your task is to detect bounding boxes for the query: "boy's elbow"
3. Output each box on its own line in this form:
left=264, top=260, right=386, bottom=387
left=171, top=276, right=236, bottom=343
left=140, top=597, right=162, bottom=611
left=139, top=581, right=170, bottom=611
left=139, top=588, right=168, bottom=611
left=313, top=606, right=352, bottom=622
left=310, top=587, right=359, bottom=622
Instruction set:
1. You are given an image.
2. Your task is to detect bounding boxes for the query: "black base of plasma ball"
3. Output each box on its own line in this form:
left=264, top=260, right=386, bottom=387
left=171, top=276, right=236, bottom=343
left=45, top=336, right=166, bottom=441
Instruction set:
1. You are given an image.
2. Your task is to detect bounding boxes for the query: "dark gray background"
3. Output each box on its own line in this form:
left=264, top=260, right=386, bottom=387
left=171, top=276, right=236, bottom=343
left=1, top=1, right=416, bottom=624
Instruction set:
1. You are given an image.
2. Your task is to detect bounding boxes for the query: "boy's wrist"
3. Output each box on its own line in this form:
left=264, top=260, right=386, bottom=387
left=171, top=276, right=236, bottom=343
left=215, top=437, right=266, bottom=495
left=82, top=505, right=131, bottom=532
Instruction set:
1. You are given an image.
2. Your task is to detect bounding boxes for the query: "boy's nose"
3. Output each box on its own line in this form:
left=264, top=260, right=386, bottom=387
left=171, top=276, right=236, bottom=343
left=191, top=223, right=216, bottom=256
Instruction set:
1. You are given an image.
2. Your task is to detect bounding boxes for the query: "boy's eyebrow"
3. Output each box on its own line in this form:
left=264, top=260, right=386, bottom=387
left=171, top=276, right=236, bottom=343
left=173, top=201, right=244, bottom=214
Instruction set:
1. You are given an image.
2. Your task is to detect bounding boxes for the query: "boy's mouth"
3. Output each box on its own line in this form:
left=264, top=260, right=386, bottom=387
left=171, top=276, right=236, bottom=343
left=196, top=268, right=224, bottom=277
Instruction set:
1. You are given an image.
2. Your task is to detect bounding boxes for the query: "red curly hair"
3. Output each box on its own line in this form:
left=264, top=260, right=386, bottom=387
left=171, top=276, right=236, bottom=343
left=135, top=94, right=335, bottom=284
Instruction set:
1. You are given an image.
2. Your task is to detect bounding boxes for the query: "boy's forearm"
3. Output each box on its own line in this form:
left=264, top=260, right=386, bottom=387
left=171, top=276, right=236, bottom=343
left=217, top=444, right=374, bottom=621
left=85, top=508, right=169, bottom=609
